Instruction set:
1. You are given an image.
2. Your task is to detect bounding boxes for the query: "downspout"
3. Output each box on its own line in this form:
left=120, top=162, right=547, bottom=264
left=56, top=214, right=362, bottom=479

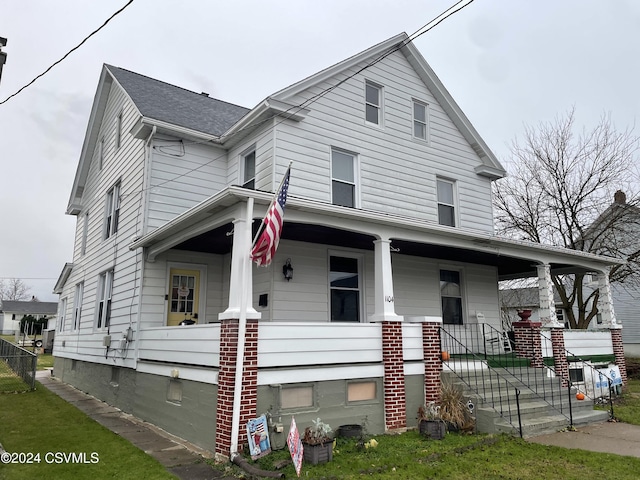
left=229, top=197, right=253, bottom=460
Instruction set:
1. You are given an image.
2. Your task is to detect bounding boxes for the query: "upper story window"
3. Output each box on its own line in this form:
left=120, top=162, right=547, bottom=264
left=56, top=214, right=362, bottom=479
left=96, top=270, right=114, bottom=330
left=115, top=112, right=123, bottom=150
left=331, top=149, right=357, bottom=208
left=330, top=254, right=362, bottom=322
left=58, top=297, right=67, bottom=333
left=98, top=137, right=105, bottom=170
left=365, top=81, right=382, bottom=125
left=73, top=282, right=83, bottom=331
left=437, top=178, right=456, bottom=227
left=413, top=101, right=428, bottom=141
left=440, top=269, right=463, bottom=325
left=104, top=182, right=120, bottom=239
left=242, top=149, right=256, bottom=189
left=81, top=212, right=89, bottom=256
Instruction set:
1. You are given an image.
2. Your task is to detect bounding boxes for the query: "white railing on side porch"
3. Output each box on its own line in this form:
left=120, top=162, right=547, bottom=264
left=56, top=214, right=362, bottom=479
left=136, top=321, right=427, bottom=369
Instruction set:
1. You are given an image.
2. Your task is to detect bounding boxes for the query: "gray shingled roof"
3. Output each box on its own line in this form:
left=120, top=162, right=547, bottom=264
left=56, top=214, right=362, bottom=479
left=1, top=301, right=58, bottom=315
left=106, top=65, right=250, bottom=137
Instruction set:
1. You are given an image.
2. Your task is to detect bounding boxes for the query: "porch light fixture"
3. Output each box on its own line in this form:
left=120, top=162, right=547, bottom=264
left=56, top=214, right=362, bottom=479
left=282, top=258, right=293, bottom=281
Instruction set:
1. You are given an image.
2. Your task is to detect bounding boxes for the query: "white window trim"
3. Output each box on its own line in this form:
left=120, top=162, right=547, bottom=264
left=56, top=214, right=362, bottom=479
left=58, top=297, right=67, bottom=333
left=163, top=262, right=208, bottom=324
left=73, top=283, right=83, bottom=331
left=438, top=265, right=466, bottom=325
left=436, top=177, right=458, bottom=227
left=364, top=80, right=383, bottom=127
left=412, top=99, right=430, bottom=143
left=330, top=148, right=361, bottom=209
left=81, top=211, right=89, bottom=256
left=240, top=146, right=256, bottom=189
left=96, top=270, right=114, bottom=330
left=328, top=250, right=365, bottom=323
left=104, top=182, right=121, bottom=239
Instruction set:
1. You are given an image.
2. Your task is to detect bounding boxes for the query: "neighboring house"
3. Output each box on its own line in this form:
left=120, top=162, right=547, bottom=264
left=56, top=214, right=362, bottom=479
left=0, top=300, right=58, bottom=335
left=500, top=287, right=567, bottom=330
left=52, top=33, right=623, bottom=457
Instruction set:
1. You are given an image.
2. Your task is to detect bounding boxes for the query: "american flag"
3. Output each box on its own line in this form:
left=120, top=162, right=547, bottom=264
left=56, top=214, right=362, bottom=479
left=250, top=166, right=290, bottom=266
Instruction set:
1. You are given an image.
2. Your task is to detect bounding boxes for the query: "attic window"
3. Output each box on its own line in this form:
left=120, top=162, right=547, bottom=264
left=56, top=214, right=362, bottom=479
left=115, top=112, right=122, bottom=150
left=104, top=182, right=120, bottom=239
left=413, top=101, right=428, bottom=141
left=365, top=81, right=382, bottom=125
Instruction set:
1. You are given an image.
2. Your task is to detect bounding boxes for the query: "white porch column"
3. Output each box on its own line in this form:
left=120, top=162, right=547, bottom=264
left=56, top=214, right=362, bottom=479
left=537, top=263, right=562, bottom=327
left=596, top=269, right=619, bottom=328
left=219, top=200, right=260, bottom=320
left=369, top=238, right=402, bottom=322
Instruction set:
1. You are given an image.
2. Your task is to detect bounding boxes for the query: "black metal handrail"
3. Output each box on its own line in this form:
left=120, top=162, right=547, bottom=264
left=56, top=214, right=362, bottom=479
left=440, top=327, right=524, bottom=437
left=539, top=330, right=617, bottom=419
left=0, top=338, right=37, bottom=390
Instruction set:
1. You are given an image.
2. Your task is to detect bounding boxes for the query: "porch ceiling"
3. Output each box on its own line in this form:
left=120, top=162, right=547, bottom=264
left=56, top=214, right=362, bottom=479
left=172, top=221, right=588, bottom=279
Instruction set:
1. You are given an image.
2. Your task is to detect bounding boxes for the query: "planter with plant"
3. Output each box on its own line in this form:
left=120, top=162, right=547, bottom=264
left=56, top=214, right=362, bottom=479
left=302, top=418, right=334, bottom=464
left=417, top=402, right=446, bottom=440
left=438, top=379, right=475, bottom=433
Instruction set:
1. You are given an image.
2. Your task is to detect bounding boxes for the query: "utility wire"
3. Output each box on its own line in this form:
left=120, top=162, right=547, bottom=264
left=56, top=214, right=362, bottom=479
left=0, top=0, right=135, bottom=105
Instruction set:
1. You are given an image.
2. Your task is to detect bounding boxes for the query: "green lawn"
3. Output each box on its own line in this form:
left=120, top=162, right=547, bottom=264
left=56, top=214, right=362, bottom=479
left=0, top=383, right=177, bottom=480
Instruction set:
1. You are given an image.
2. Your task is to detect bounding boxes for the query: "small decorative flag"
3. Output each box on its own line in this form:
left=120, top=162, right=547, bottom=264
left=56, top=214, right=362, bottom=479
left=287, top=416, right=303, bottom=477
left=250, top=166, right=290, bottom=266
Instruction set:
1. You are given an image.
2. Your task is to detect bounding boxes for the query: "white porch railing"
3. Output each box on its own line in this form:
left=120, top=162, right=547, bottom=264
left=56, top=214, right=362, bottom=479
left=137, top=324, right=221, bottom=366
left=541, top=330, right=613, bottom=358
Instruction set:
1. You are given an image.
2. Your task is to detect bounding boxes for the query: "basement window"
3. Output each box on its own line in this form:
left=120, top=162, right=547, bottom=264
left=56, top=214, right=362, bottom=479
left=347, top=381, right=377, bottom=403
left=280, top=385, right=314, bottom=409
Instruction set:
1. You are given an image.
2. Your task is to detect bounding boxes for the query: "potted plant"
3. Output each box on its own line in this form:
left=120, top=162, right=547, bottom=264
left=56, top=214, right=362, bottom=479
left=438, top=379, right=475, bottom=433
left=417, top=402, right=446, bottom=440
left=302, top=418, right=333, bottom=464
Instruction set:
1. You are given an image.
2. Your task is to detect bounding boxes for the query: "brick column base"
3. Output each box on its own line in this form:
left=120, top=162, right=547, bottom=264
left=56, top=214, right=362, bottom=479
left=611, top=329, right=628, bottom=386
left=382, top=321, right=406, bottom=431
left=215, top=319, right=259, bottom=458
left=421, top=322, right=442, bottom=404
left=513, top=321, right=543, bottom=368
left=550, top=327, right=569, bottom=387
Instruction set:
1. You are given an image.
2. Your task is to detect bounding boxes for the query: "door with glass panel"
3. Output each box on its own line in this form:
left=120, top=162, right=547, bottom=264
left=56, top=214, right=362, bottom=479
left=167, top=268, right=200, bottom=326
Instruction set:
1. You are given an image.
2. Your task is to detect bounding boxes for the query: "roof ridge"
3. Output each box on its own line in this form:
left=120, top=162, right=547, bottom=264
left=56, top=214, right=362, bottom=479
left=104, top=64, right=249, bottom=111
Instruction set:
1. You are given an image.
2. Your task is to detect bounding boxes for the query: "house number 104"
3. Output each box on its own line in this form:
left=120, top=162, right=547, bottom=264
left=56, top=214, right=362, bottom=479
left=384, top=296, right=394, bottom=303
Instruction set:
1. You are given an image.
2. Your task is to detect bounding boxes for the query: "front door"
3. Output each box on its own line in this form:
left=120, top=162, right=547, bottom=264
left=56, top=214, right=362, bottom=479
left=167, top=268, right=200, bottom=326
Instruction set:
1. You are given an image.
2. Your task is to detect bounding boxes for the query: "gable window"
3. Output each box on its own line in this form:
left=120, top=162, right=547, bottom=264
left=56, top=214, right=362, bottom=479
left=73, top=282, right=83, bottom=330
left=81, top=212, right=89, bottom=256
left=413, top=101, right=428, bottom=141
left=330, top=254, right=361, bottom=322
left=97, top=270, right=114, bottom=329
left=58, top=298, right=67, bottom=332
left=332, top=149, right=357, bottom=208
left=440, top=269, right=463, bottom=325
left=104, top=182, right=120, bottom=239
left=98, top=137, right=104, bottom=170
left=437, top=178, right=456, bottom=227
left=242, top=149, right=256, bottom=189
left=115, top=112, right=122, bottom=150
left=365, top=81, right=381, bottom=125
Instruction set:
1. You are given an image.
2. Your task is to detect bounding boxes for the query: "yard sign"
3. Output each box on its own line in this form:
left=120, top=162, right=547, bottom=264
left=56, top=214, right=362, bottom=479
left=287, top=416, right=303, bottom=477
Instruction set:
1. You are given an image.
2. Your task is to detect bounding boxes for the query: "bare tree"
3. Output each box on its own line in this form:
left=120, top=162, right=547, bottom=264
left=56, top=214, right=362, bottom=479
left=494, top=108, right=640, bottom=329
left=0, top=278, right=32, bottom=301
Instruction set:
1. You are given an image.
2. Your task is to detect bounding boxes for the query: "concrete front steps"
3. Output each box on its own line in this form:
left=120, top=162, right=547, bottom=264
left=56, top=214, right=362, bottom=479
left=443, top=365, right=611, bottom=438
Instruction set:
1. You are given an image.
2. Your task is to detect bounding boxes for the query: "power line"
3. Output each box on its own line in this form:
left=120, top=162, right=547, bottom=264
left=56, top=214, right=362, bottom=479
left=0, top=0, right=135, bottom=105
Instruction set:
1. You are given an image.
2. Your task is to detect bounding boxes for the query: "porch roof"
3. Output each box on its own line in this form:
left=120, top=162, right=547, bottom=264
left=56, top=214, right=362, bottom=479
left=129, top=186, right=624, bottom=279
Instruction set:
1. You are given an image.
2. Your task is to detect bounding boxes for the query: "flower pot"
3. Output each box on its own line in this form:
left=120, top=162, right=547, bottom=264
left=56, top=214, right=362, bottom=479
left=419, top=419, right=446, bottom=440
left=302, top=441, right=333, bottom=464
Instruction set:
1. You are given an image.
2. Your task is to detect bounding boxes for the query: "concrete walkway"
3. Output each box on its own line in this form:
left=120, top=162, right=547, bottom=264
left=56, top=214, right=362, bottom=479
left=528, top=420, right=640, bottom=458
left=36, top=370, right=240, bottom=480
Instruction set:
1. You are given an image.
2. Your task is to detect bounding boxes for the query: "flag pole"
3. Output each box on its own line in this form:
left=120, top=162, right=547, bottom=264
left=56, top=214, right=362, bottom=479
left=251, top=162, right=292, bottom=248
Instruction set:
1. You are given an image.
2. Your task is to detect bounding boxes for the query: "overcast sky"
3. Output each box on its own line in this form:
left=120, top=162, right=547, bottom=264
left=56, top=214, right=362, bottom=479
left=1, top=0, right=639, bottom=302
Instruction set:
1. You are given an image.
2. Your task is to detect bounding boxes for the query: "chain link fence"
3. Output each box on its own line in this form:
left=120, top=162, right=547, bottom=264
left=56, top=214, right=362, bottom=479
left=0, top=338, right=37, bottom=391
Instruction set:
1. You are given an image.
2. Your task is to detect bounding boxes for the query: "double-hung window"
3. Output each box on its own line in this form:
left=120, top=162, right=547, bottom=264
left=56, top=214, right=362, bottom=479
left=105, top=183, right=120, bottom=239
left=331, top=149, right=357, bottom=208
left=413, top=101, right=428, bottom=141
left=437, top=178, right=456, bottom=227
left=115, top=112, right=122, bottom=150
left=242, top=149, right=256, bottom=189
left=81, top=212, right=89, bottom=256
left=440, top=269, right=463, bottom=325
left=73, top=282, right=83, bottom=330
left=58, top=298, right=67, bottom=332
left=330, top=255, right=361, bottom=322
left=365, top=81, right=382, bottom=125
left=97, top=270, right=114, bottom=329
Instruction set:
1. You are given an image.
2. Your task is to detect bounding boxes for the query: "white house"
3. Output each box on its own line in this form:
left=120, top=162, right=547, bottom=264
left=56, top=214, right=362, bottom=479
left=0, top=300, right=58, bottom=336
left=52, top=33, right=625, bottom=458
